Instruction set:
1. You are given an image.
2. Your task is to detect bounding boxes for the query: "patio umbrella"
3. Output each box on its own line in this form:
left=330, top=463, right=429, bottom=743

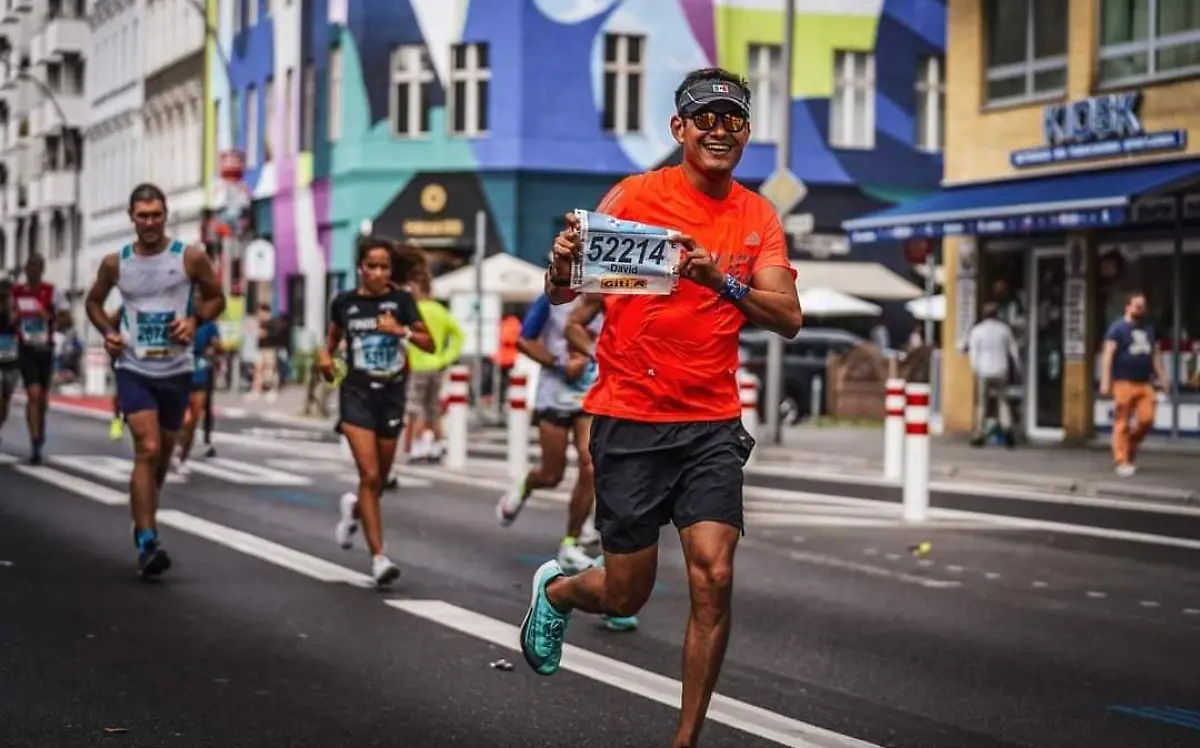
left=905, top=294, right=946, bottom=321
left=797, top=287, right=882, bottom=318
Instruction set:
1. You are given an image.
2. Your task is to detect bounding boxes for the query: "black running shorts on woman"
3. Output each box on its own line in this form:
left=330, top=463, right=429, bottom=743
left=330, top=288, right=422, bottom=438
left=588, top=416, right=756, bottom=554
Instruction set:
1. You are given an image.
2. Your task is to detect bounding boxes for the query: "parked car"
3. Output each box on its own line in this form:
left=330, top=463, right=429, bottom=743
left=739, top=327, right=896, bottom=424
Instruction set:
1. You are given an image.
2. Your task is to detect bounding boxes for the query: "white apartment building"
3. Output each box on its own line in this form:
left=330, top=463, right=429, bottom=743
left=142, top=0, right=206, bottom=246
left=0, top=0, right=88, bottom=317
left=84, top=0, right=142, bottom=285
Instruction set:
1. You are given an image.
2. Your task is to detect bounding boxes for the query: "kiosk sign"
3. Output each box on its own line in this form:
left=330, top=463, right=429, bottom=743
left=1010, top=92, right=1186, bottom=168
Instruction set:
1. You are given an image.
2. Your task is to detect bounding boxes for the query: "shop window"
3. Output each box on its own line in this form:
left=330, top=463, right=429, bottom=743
left=389, top=45, right=434, bottom=138
left=830, top=50, right=875, bottom=149
left=448, top=42, right=490, bottom=137
left=602, top=34, right=645, bottom=135
left=983, top=0, right=1068, bottom=104
left=1092, top=246, right=1200, bottom=395
left=1099, top=0, right=1200, bottom=83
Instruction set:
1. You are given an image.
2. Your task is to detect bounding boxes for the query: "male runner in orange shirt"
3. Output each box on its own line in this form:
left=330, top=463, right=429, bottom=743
left=518, top=67, right=803, bottom=747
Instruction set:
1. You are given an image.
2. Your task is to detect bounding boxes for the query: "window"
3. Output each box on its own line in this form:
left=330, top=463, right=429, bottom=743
left=448, top=42, right=490, bottom=136
left=245, top=84, right=258, bottom=164
left=746, top=43, right=785, bottom=143
left=984, top=0, right=1068, bottom=103
left=264, top=75, right=274, bottom=160
left=389, top=45, right=434, bottom=137
left=328, top=46, right=341, bottom=141
left=1099, top=0, right=1200, bottom=82
left=283, top=67, right=294, bottom=154
left=248, top=0, right=258, bottom=26
left=300, top=62, right=314, bottom=152
left=602, top=34, right=644, bottom=134
left=915, top=56, right=944, bottom=152
left=829, top=50, right=874, bottom=149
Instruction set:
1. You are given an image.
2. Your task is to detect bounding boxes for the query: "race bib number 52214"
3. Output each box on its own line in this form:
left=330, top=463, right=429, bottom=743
left=570, top=210, right=680, bottom=295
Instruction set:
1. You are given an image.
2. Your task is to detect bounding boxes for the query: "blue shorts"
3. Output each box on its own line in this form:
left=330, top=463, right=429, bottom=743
left=115, top=369, right=192, bottom=432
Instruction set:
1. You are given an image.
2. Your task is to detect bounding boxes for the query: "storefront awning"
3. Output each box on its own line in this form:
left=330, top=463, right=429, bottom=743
left=842, top=159, right=1200, bottom=244
left=791, top=261, right=924, bottom=301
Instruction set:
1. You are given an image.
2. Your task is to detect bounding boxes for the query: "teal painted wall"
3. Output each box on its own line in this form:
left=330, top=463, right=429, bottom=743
left=512, top=173, right=621, bottom=266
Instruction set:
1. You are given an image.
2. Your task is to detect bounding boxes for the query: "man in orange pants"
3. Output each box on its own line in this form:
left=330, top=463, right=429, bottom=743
left=1099, top=290, right=1166, bottom=477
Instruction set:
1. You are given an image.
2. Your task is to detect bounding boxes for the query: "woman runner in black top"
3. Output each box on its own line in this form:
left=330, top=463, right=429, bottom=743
left=319, top=235, right=434, bottom=586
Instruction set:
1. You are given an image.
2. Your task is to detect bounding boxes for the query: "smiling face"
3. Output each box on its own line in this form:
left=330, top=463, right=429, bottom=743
left=671, top=93, right=752, bottom=179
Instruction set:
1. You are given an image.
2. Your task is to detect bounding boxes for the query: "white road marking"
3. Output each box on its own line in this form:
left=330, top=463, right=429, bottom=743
left=884, top=553, right=901, bottom=561
left=14, top=465, right=128, bottom=505
left=1138, top=600, right=1161, bottom=608
left=1183, top=608, right=1199, bottom=615
left=388, top=599, right=884, bottom=748
left=1032, top=581, right=1049, bottom=588
left=946, top=565, right=964, bottom=573
left=0, top=453, right=17, bottom=465
left=862, top=548, right=879, bottom=556
left=1086, top=591, right=1107, bottom=599
left=21, top=460, right=885, bottom=748
left=50, top=455, right=185, bottom=485
left=786, top=551, right=960, bottom=589
left=185, top=457, right=311, bottom=486
left=984, top=572, right=1002, bottom=580
left=916, top=559, right=934, bottom=567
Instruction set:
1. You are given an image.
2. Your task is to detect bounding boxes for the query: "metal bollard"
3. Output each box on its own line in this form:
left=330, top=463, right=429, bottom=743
left=506, top=373, right=530, bottom=482
left=902, top=383, right=931, bottom=523
left=84, top=347, right=108, bottom=397
left=883, top=378, right=906, bottom=482
left=444, top=365, right=471, bottom=470
left=738, top=371, right=759, bottom=467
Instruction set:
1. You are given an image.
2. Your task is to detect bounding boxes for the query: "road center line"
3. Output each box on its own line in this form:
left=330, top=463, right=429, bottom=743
left=387, top=599, right=883, bottom=748
left=14, top=461, right=885, bottom=748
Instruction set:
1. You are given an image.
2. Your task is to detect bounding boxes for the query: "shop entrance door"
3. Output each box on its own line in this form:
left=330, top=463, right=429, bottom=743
left=1027, top=248, right=1066, bottom=441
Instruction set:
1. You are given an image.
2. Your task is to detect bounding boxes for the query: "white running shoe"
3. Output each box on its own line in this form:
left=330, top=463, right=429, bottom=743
left=335, top=492, right=359, bottom=550
left=557, top=539, right=596, bottom=574
left=372, top=555, right=400, bottom=587
left=578, top=516, right=601, bottom=546
left=495, top=482, right=529, bottom=527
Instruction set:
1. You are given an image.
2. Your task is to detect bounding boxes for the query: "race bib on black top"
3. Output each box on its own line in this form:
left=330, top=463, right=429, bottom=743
left=353, top=333, right=403, bottom=378
left=0, top=333, right=16, bottom=363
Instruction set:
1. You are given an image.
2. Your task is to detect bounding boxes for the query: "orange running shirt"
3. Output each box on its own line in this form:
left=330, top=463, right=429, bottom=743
left=583, top=165, right=795, bottom=423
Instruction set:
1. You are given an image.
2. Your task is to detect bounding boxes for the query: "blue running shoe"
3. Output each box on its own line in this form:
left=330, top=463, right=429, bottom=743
left=135, top=529, right=172, bottom=577
left=520, top=559, right=570, bottom=676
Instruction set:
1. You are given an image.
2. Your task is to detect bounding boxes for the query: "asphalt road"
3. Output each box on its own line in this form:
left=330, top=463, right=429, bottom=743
left=1, top=408, right=1198, bottom=748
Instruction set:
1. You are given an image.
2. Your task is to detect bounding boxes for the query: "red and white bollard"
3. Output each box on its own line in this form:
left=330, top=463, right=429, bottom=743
left=443, top=365, right=470, bottom=470
left=738, top=371, right=759, bottom=467
left=884, top=378, right=906, bottom=482
left=506, top=373, right=530, bottom=482
left=902, top=383, right=931, bottom=523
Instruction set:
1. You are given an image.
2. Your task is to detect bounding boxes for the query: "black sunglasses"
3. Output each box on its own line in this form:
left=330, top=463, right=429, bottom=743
left=684, top=109, right=749, bottom=134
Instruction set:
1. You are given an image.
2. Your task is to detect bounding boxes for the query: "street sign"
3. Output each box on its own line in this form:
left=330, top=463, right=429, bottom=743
left=243, top=238, right=276, bottom=281
left=760, top=169, right=808, bottom=216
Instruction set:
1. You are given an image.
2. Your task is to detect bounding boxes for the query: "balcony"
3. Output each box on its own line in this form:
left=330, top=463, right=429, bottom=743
left=28, top=91, right=84, bottom=136
left=30, top=15, right=86, bottom=66
left=31, top=168, right=76, bottom=210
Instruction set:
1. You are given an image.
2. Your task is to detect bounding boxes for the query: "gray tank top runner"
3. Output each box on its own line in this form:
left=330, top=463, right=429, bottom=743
left=114, top=240, right=196, bottom=379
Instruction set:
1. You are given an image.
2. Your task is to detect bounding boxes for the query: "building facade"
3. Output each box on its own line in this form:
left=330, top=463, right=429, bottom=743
left=846, top=0, right=1200, bottom=442
left=0, top=0, right=87, bottom=318
left=206, top=0, right=946, bottom=340
left=84, top=0, right=143, bottom=285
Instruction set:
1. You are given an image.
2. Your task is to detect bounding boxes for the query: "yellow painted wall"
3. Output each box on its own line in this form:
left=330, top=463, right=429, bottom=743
left=942, top=0, right=1200, bottom=438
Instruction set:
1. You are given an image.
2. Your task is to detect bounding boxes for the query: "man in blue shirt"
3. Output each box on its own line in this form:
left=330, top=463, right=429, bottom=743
left=1099, top=291, right=1166, bottom=477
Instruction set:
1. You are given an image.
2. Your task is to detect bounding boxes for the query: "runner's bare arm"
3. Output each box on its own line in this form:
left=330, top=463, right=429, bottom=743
left=185, top=246, right=227, bottom=323
left=735, top=265, right=803, bottom=338
left=407, top=320, right=435, bottom=353
left=85, top=253, right=119, bottom=336
left=564, top=293, right=603, bottom=357
left=546, top=212, right=581, bottom=305
left=517, top=337, right=556, bottom=369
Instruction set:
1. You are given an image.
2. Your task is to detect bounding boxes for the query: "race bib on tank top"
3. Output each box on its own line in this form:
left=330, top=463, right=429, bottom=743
left=133, top=310, right=185, bottom=359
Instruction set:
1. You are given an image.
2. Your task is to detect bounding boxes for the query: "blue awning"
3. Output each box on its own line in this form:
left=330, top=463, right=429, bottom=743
left=843, top=159, right=1200, bottom=244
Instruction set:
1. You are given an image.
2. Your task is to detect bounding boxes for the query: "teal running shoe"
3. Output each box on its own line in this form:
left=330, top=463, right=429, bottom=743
left=520, top=559, right=571, bottom=676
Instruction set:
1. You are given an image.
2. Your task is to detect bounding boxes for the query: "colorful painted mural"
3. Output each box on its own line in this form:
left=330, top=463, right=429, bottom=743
left=204, top=0, right=946, bottom=335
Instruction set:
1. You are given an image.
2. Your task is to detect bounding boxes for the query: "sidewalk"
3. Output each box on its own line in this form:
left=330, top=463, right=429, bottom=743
left=766, top=424, right=1199, bottom=502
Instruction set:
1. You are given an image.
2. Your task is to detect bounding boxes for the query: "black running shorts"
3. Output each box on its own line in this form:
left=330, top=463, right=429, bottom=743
left=18, top=345, right=53, bottom=390
left=589, top=416, right=756, bottom=554
left=339, top=377, right=407, bottom=438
